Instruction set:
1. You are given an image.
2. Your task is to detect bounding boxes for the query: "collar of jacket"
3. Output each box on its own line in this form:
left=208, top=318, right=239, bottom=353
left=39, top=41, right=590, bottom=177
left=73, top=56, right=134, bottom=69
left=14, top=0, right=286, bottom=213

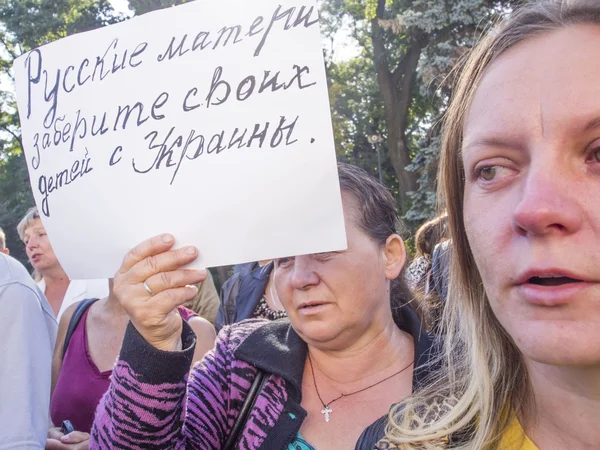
left=234, top=304, right=436, bottom=402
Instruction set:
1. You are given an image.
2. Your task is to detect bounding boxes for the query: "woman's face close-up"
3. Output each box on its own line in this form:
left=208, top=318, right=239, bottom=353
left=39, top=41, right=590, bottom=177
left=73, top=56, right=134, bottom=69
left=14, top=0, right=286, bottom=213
left=274, top=192, right=404, bottom=350
left=462, top=25, right=600, bottom=367
left=24, top=218, right=59, bottom=273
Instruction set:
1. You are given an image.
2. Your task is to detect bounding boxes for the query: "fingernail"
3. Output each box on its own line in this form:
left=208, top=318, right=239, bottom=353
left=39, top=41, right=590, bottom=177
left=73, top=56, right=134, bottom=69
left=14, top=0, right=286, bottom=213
left=186, top=284, right=199, bottom=292
left=61, top=435, right=71, bottom=443
left=185, top=246, right=197, bottom=255
left=162, top=234, right=174, bottom=244
left=198, top=268, right=207, bottom=277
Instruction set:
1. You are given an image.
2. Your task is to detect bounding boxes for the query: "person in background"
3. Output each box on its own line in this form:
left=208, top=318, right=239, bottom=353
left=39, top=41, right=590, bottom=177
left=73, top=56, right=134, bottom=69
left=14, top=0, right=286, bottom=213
left=405, top=214, right=449, bottom=330
left=378, top=1, right=600, bottom=448
left=216, top=259, right=286, bottom=332
left=17, top=207, right=108, bottom=320
left=45, top=279, right=216, bottom=450
left=233, top=261, right=257, bottom=275
left=0, top=252, right=57, bottom=449
left=0, top=227, right=10, bottom=254
left=184, top=270, right=220, bottom=326
left=405, top=213, right=448, bottom=292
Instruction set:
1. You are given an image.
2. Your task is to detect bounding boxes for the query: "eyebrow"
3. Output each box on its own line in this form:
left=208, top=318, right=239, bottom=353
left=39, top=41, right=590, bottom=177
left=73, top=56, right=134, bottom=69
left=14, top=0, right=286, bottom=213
left=462, top=137, right=525, bottom=154
left=583, top=116, right=600, bottom=132
left=24, top=227, right=44, bottom=236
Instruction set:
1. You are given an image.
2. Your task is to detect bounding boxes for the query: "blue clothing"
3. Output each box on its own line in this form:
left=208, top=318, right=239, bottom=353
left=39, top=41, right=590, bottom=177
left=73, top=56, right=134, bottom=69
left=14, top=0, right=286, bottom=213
left=216, top=262, right=273, bottom=331
left=288, top=432, right=316, bottom=450
left=0, top=254, right=57, bottom=448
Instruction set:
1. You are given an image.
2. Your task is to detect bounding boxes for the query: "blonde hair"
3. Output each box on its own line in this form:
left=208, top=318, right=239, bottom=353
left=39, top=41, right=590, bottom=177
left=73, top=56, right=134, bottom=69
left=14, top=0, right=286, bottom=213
left=17, top=206, right=40, bottom=242
left=385, top=1, right=600, bottom=449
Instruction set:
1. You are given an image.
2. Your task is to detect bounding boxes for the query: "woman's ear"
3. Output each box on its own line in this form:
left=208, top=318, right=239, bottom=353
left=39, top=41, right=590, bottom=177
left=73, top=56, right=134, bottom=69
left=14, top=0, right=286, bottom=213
left=383, top=234, right=406, bottom=280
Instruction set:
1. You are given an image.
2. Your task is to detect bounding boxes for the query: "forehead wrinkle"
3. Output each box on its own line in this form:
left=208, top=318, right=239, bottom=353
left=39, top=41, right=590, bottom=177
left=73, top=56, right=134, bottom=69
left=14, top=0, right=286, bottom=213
left=462, top=134, right=527, bottom=158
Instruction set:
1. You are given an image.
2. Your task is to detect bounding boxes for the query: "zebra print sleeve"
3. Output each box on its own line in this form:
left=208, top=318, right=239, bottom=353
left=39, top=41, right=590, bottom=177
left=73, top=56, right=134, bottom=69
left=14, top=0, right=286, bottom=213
left=182, top=320, right=267, bottom=448
left=90, top=320, right=197, bottom=449
left=90, top=319, right=271, bottom=449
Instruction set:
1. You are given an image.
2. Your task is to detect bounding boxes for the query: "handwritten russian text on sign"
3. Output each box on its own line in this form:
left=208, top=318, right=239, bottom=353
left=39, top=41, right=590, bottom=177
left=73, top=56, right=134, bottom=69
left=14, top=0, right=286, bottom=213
left=14, top=0, right=346, bottom=279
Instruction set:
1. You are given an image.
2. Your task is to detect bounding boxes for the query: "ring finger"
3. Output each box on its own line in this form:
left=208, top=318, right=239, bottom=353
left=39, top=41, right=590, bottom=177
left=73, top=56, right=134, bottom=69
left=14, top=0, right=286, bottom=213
left=142, top=268, right=207, bottom=298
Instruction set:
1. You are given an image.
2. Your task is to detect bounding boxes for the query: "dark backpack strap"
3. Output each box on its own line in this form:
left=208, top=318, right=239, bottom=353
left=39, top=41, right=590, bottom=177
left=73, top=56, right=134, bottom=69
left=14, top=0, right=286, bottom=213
left=62, top=298, right=99, bottom=361
left=222, top=369, right=267, bottom=450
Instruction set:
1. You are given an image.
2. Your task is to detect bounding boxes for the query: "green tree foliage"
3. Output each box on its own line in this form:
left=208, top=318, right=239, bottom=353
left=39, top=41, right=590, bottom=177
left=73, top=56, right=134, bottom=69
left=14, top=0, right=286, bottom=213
left=0, top=0, right=122, bottom=265
left=322, top=0, right=520, bottom=223
left=127, top=0, right=190, bottom=15
left=0, top=152, right=33, bottom=263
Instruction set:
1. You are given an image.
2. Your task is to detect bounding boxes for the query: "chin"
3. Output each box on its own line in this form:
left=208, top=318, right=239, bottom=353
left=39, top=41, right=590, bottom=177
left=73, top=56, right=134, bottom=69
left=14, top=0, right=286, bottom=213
left=291, top=320, right=343, bottom=347
left=514, top=322, right=600, bottom=367
left=32, top=262, right=49, bottom=272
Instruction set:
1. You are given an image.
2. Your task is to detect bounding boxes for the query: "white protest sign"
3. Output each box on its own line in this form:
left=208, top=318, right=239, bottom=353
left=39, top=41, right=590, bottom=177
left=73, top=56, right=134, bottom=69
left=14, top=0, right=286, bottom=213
left=13, top=0, right=346, bottom=279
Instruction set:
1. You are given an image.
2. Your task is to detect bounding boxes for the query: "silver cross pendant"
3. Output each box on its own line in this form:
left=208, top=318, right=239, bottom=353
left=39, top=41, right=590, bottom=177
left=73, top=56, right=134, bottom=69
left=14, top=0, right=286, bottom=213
left=321, top=404, right=333, bottom=422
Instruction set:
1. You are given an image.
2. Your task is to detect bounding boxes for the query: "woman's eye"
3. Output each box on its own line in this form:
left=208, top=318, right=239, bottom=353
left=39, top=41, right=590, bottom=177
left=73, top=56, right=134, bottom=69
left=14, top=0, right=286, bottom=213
left=594, top=147, right=600, bottom=163
left=276, top=257, right=294, bottom=268
left=479, top=166, right=497, bottom=181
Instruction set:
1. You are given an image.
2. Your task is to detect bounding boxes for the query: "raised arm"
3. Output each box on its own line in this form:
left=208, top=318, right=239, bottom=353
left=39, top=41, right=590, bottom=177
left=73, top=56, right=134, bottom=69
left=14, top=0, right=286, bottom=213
left=91, top=318, right=248, bottom=450
left=88, top=234, right=206, bottom=449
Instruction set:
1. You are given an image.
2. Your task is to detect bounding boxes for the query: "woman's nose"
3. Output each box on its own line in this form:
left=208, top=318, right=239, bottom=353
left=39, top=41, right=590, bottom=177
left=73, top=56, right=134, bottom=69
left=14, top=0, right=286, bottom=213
left=511, top=159, right=582, bottom=237
left=290, top=255, right=320, bottom=290
left=26, top=236, right=39, bottom=249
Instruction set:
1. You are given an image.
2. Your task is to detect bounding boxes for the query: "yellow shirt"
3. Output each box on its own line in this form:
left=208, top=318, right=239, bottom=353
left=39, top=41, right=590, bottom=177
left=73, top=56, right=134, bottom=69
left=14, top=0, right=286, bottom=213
left=499, top=419, right=539, bottom=450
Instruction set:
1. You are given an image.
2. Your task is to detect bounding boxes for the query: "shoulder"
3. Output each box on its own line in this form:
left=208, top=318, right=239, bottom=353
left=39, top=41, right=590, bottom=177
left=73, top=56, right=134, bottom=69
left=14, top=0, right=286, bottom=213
left=54, top=300, right=83, bottom=357
left=215, top=318, right=272, bottom=353
left=59, top=300, right=83, bottom=330
left=0, top=254, right=54, bottom=316
left=0, top=253, right=34, bottom=285
left=188, top=315, right=216, bottom=338
left=356, top=414, right=389, bottom=450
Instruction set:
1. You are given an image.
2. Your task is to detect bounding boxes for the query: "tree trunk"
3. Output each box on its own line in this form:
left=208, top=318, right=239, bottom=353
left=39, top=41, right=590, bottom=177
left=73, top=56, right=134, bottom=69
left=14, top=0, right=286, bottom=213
left=371, top=0, right=423, bottom=212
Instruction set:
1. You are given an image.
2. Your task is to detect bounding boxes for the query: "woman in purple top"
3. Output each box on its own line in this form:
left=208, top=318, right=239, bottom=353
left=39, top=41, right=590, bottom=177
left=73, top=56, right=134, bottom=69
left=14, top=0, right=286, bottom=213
left=90, top=164, right=437, bottom=450
left=45, top=279, right=216, bottom=450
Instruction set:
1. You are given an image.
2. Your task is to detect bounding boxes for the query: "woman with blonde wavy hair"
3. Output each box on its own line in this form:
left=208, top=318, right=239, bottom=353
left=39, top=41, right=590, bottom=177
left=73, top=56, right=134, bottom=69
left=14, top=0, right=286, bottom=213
left=359, top=1, right=600, bottom=449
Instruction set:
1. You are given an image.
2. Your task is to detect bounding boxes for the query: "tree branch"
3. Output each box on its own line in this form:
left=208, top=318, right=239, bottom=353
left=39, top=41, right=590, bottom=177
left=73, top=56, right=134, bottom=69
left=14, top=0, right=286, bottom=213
left=0, top=124, right=23, bottom=153
left=370, top=0, right=390, bottom=73
left=391, top=30, right=427, bottom=87
left=0, top=32, right=18, bottom=61
left=371, top=0, right=397, bottom=110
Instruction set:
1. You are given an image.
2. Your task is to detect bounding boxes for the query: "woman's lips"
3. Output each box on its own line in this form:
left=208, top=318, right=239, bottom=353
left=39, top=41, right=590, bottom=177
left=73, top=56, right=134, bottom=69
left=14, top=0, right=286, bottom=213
left=518, top=280, right=594, bottom=306
left=297, top=302, right=331, bottom=315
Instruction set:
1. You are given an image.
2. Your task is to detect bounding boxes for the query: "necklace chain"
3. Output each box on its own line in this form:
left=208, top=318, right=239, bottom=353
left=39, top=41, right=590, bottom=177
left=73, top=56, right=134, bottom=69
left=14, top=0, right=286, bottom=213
left=307, top=352, right=414, bottom=422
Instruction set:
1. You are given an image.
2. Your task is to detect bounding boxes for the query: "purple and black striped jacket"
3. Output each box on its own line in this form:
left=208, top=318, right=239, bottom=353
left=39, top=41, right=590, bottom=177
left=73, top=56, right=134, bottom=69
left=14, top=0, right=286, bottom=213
left=90, top=310, right=434, bottom=450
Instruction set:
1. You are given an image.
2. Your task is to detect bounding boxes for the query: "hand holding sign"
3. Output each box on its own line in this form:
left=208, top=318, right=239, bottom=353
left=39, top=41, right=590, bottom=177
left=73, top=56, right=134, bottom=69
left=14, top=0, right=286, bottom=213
left=113, top=234, right=206, bottom=352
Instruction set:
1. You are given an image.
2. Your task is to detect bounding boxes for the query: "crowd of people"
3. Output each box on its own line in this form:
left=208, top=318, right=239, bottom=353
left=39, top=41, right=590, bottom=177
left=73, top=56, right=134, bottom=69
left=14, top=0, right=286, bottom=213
left=1, top=1, right=599, bottom=449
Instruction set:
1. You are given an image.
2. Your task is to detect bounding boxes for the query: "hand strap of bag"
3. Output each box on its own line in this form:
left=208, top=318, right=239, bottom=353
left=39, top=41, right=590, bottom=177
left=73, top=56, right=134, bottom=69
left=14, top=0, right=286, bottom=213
left=223, top=369, right=268, bottom=450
